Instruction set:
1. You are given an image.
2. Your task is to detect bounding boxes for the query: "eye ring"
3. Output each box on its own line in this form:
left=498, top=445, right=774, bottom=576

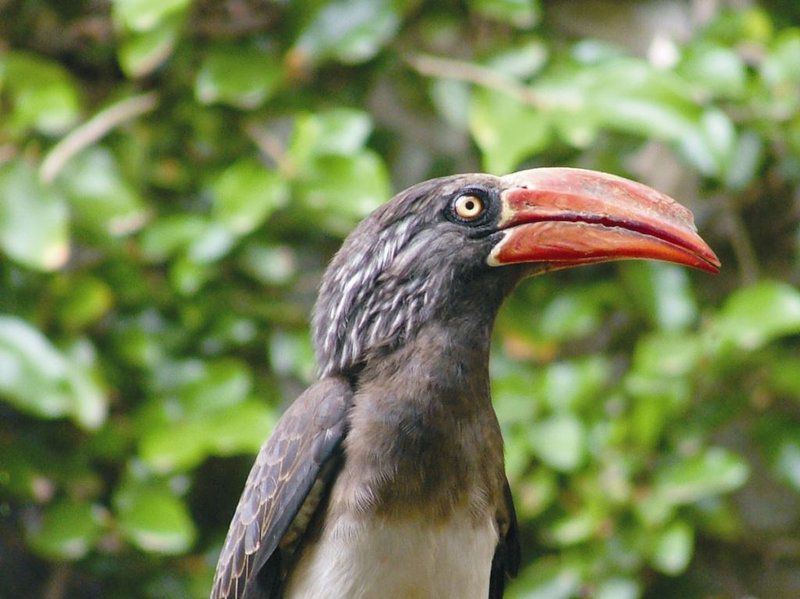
left=453, top=194, right=485, bottom=221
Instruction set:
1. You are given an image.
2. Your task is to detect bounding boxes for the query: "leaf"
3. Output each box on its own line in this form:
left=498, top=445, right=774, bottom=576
left=529, top=414, right=585, bottom=472
left=632, top=332, right=702, bottom=378
left=112, top=0, right=190, bottom=32
left=545, top=511, right=598, bottom=545
left=291, top=0, right=403, bottom=66
left=0, top=160, right=69, bottom=271
left=469, top=87, right=551, bottom=174
left=204, top=400, right=276, bottom=456
left=679, top=108, right=737, bottom=178
left=620, top=262, right=698, bottom=331
left=139, top=400, right=274, bottom=472
left=715, top=281, right=800, bottom=350
left=139, top=214, right=208, bottom=262
left=537, top=357, right=611, bottom=412
left=679, top=43, right=747, bottom=98
left=59, top=147, right=150, bottom=236
left=507, top=560, right=581, bottom=599
left=595, top=578, right=640, bottom=599
left=538, top=289, right=603, bottom=341
left=115, top=483, right=196, bottom=554
left=654, top=448, right=749, bottom=505
left=2, top=52, right=81, bottom=135
left=536, top=58, right=700, bottom=144
left=238, top=243, right=297, bottom=285
left=289, top=109, right=374, bottom=164
left=178, top=358, right=253, bottom=413
left=269, top=330, right=316, bottom=383
left=0, top=316, right=107, bottom=429
left=62, top=339, right=109, bottom=431
left=651, top=520, right=694, bottom=575
left=139, top=420, right=207, bottom=473
left=195, top=45, right=283, bottom=109
left=762, top=30, right=800, bottom=87
left=26, top=500, right=105, bottom=560
left=293, top=151, right=391, bottom=231
left=773, top=435, right=800, bottom=491
left=211, top=160, right=288, bottom=234
left=485, top=41, right=549, bottom=79
left=469, top=0, right=540, bottom=28
left=118, top=17, right=181, bottom=78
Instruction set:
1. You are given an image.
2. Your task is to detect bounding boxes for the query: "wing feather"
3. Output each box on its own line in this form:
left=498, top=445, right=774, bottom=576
left=489, top=478, right=521, bottom=598
left=210, top=376, right=352, bottom=599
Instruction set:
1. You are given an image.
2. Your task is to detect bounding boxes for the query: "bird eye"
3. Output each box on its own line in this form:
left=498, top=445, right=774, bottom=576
left=453, top=194, right=485, bottom=221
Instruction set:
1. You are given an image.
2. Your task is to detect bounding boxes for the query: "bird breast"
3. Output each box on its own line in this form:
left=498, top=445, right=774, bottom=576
left=283, top=509, right=499, bottom=599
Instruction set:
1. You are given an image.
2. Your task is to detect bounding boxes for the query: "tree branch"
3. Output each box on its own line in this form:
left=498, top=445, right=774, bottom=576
left=406, top=53, right=555, bottom=110
left=40, top=92, right=159, bottom=184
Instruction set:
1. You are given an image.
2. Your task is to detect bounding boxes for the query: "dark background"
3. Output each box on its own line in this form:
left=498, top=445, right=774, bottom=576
left=1, top=0, right=800, bottom=597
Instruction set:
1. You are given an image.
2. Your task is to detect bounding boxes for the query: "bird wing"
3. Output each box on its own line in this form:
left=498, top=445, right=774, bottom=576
left=489, top=478, right=521, bottom=598
left=211, top=376, right=353, bottom=599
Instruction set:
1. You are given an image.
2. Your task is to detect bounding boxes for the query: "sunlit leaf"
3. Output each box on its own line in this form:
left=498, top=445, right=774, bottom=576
left=507, top=560, right=581, bottom=599
left=470, top=0, right=540, bottom=28
left=112, top=0, right=190, bottom=32
left=529, top=414, right=585, bottom=472
left=0, top=316, right=107, bottom=429
left=0, top=160, right=69, bottom=271
left=715, top=281, right=800, bottom=350
left=293, top=151, right=390, bottom=231
left=632, top=332, right=702, bottom=378
left=291, top=0, right=403, bottom=66
left=654, top=448, right=749, bottom=505
left=620, top=262, right=697, bottom=331
left=651, top=520, right=694, bottom=575
left=59, top=147, right=150, bottom=236
left=469, top=87, right=551, bottom=174
left=118, top=17, right=181, bottom=78
left=211, top=160, right=288, bottom=234
left=115, top=483, right=196, bottom=554
left=289, top=109, right=373, bottom=165
left=26, top=500, right=105, bottom=560
left=595, top=578, right=640, bottom=599
left=1, top=52, right=81, bottom=135
left=195, top=45, right=282, bottom=109
left=679, top=43, right=747, bottom=98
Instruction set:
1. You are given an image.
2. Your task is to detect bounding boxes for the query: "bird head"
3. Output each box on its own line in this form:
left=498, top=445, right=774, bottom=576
left=313, top=168, right=719, bottom=378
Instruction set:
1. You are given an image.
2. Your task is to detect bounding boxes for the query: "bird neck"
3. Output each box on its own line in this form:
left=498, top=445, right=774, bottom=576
left=338, top=315, right=506, bottom=521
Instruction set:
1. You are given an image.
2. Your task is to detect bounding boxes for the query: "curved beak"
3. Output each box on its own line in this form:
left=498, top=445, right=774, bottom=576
left=488, top=168, right=720, bottom=274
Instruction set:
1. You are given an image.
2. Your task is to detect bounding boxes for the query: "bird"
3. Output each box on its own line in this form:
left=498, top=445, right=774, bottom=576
left=210, top=167, right=719, bottom=599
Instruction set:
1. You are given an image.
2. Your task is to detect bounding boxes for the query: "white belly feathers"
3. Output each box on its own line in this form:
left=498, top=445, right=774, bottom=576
left=284, top=511, right=498, bottom=599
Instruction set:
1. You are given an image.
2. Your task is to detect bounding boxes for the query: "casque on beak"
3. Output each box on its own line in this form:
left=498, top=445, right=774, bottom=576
left=488, top=168, right=720, bottom=274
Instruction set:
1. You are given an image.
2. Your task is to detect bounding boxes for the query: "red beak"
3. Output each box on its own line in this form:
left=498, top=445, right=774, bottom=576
left=488, top=168, right=720, bottom=274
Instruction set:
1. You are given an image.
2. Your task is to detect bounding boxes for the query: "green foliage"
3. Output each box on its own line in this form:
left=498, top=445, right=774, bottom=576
left=1, top=1, right=799, bottom=597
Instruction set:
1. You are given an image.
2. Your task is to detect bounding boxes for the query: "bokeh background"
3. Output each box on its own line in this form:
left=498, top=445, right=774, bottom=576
left=1, top=0, right=800, bottom=597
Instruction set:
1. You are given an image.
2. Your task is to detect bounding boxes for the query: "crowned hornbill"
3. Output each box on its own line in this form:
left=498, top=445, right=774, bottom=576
left=211, top=168, right=719, bottom=599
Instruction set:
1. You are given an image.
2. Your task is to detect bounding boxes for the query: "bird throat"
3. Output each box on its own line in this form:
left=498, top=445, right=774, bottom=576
left=333, top=318, right=507, bottom=521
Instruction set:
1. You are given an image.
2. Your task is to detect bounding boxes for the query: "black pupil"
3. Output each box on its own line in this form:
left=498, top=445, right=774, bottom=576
left=465, top=200, right=475, bottom=211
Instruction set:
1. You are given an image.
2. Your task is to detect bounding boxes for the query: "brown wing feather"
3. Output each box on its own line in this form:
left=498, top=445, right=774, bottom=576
left=489, top=478, right=521, bottom=598
left=211, top=376, right=353, bottom=599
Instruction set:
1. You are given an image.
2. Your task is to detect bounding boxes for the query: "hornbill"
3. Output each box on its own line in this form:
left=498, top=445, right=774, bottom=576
left=211, top=168, right=719, bottom=599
